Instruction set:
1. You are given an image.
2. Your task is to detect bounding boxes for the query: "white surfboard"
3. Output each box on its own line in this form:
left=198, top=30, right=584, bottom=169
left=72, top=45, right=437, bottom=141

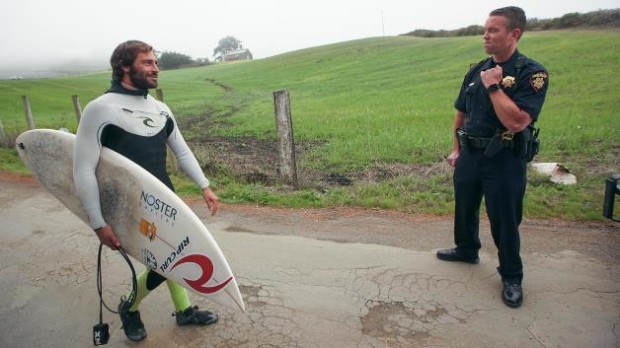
left=16, top=129, right=245, bottom=312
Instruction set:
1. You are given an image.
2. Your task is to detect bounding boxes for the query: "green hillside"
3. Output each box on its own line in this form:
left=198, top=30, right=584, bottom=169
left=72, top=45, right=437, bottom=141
left=1, top=30, right=618, bottom=220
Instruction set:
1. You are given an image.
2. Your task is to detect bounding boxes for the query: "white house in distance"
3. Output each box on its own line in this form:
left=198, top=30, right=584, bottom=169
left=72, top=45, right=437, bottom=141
left=223, top=48, right=253, bottom=62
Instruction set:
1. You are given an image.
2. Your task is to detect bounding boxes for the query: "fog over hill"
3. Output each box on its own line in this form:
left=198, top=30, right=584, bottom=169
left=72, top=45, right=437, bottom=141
left=0, top=57, right=108, bottom=80
left=2, top=5, right=616, bottom=80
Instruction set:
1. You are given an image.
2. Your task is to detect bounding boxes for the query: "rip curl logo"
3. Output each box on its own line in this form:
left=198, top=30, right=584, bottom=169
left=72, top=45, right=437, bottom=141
left=160, top=111, right=170, bottom=118
left=160, top=237, right=190, bottom=273
left=138, top=116, right=156, bottom=127
left=170, top=254, right=234, bottom=294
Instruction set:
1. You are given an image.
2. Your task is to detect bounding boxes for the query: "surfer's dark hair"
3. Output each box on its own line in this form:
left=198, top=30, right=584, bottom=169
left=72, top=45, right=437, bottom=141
left=110, top=40, right=154, bottom=81
left=490, top=6, right=526, bottom=40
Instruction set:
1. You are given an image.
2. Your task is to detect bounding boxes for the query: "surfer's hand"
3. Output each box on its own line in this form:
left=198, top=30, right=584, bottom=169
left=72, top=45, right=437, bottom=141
left=202, top=187, right=219, bottom=216
left=95, top=224, right=121, bottom=250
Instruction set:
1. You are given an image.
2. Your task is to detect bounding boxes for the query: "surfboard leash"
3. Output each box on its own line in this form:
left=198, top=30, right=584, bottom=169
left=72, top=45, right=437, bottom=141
left=94, top=244, right=138, bottom=345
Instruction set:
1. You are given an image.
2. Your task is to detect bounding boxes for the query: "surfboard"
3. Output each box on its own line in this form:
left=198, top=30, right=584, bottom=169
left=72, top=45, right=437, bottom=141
left=16, top=129, right=245, bottom=312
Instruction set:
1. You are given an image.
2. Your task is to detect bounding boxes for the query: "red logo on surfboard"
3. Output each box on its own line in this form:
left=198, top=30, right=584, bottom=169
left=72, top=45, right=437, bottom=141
left=170, top=254, right=233, bottom=294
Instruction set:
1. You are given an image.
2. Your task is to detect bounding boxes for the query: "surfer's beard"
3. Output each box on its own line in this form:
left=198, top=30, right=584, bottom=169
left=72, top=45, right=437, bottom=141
left=129, top=67, right=158, bottom=89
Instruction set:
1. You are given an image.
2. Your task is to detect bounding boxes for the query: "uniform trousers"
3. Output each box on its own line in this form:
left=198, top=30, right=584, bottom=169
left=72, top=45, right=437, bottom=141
left=453, top=146, right=527, bottom=284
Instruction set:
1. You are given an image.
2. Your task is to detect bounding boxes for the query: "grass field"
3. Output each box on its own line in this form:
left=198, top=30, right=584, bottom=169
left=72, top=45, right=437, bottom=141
left=1, top=30, right=618, bottom=220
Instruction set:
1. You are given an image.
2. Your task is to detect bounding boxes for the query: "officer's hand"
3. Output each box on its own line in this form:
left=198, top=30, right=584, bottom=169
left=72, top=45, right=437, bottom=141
left=202, top=187, right=219, bottom=216
left=447, top=150, right=459, bottom=167
left=95, top=224, right=121, bottom=250
left=480, top=66, right=503, bottom=88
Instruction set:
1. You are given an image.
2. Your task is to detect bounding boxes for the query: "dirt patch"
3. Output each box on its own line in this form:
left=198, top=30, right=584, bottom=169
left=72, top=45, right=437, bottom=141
left=189, top=135, right=281, bottom=185
left=179, top=125, right=451, bottom=189
left=0, top=170, right=38, bottom=186
left=360, top=300, right=466, bottom=345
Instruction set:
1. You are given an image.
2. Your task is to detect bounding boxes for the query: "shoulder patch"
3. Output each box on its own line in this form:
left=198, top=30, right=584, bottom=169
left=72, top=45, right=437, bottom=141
left=530, top=71, right=548, bottom=92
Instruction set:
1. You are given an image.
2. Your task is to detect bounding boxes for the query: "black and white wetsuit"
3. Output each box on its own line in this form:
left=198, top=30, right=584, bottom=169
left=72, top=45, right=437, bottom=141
left=74, top=81, right=209, bottom=230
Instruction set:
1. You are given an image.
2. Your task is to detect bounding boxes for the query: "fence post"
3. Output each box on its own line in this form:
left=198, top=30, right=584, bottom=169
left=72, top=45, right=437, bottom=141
left=273, top=89, right=298, bottom=188
left=72, top=95, right=83, bottom=124
left=0, top=118, right=6, bottom=148
left=22, top=95, right=35, bottom=130
left=155, top=89, right=179, bottom=173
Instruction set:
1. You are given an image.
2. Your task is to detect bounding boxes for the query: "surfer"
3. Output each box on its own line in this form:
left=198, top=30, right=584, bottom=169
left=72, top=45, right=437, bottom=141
left=74, top=40, right=220, bottom=341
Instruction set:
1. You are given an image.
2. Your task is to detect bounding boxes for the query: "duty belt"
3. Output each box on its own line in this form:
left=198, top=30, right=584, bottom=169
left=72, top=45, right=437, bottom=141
left=467, top=136, right=514, bottom=149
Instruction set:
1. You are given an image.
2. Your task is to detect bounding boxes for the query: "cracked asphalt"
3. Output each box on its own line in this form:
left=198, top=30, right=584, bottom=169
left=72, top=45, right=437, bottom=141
left=1, top=174, right=618, bottom=347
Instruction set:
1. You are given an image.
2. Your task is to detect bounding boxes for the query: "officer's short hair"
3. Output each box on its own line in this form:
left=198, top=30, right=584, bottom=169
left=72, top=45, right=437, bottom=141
left=490, top=6, right=526, bottom=40
left=110, top=40, right=153, bottom=82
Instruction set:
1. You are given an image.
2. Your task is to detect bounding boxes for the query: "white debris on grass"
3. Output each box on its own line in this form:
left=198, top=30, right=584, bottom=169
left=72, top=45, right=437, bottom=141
left=530, top=162, right=577, bottom=185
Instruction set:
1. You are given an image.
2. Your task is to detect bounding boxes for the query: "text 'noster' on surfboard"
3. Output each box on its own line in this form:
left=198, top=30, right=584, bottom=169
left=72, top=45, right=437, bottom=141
left=140, top=191, right=178, bottom=221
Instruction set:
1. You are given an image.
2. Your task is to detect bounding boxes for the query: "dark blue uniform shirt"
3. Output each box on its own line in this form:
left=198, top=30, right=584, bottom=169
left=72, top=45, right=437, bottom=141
left=454, top=50, right=549, bottom=137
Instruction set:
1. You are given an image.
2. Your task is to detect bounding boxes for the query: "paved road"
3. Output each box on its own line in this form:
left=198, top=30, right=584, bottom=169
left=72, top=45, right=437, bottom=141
left=0, top=174, right=618, bottom=347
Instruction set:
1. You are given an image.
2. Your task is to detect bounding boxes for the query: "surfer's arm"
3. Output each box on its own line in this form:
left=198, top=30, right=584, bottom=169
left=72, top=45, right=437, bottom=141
left=166, top=115, right=219, bottom=215
left=166, top=115, right=211, bottom=189
left=73, top=102, right=108, bottom=230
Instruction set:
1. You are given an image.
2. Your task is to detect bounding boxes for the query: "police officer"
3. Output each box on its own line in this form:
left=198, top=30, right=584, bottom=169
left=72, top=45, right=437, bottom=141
left=437, top=6, right=549, bottom=308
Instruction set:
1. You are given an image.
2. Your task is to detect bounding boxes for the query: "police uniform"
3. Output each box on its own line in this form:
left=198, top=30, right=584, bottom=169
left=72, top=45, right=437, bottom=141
left=452, top=49, right=548, bottom=285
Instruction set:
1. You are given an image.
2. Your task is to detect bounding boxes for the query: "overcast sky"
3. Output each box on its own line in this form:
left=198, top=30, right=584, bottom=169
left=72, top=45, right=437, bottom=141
left=1, top=0, right=618, bottom=71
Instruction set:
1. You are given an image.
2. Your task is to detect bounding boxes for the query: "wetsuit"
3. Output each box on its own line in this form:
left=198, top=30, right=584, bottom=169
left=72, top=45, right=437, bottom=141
left=74, top=81, right=208, bottom=311
left=74, top=81, right=209, bottom=231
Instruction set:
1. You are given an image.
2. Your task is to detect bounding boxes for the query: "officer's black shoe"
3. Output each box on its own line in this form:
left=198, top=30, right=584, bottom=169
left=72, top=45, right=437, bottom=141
left=118, top=298, right=147, bottom=341
left=502, top=282, right=523, bottom=308
left=174, top=305, right=218, bottom=326
left=436, top=248, right=480, bottom=264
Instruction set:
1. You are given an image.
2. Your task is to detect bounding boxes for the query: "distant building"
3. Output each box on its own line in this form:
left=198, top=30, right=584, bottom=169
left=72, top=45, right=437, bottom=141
left=223, top=48, right=253, bottom=62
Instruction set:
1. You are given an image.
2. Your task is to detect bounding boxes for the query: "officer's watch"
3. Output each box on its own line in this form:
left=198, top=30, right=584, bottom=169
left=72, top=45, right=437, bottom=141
left=487, top=83, right=501, bottom=93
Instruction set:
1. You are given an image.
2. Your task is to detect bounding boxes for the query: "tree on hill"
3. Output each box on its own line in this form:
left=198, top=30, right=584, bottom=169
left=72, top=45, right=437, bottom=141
left=158, top=51, right=194, bottom=70
left=213, top=36, right=243, bottom=61
left=528, top=9, right=620, bottom=30
left=403, top=9, right=620, bottom=38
